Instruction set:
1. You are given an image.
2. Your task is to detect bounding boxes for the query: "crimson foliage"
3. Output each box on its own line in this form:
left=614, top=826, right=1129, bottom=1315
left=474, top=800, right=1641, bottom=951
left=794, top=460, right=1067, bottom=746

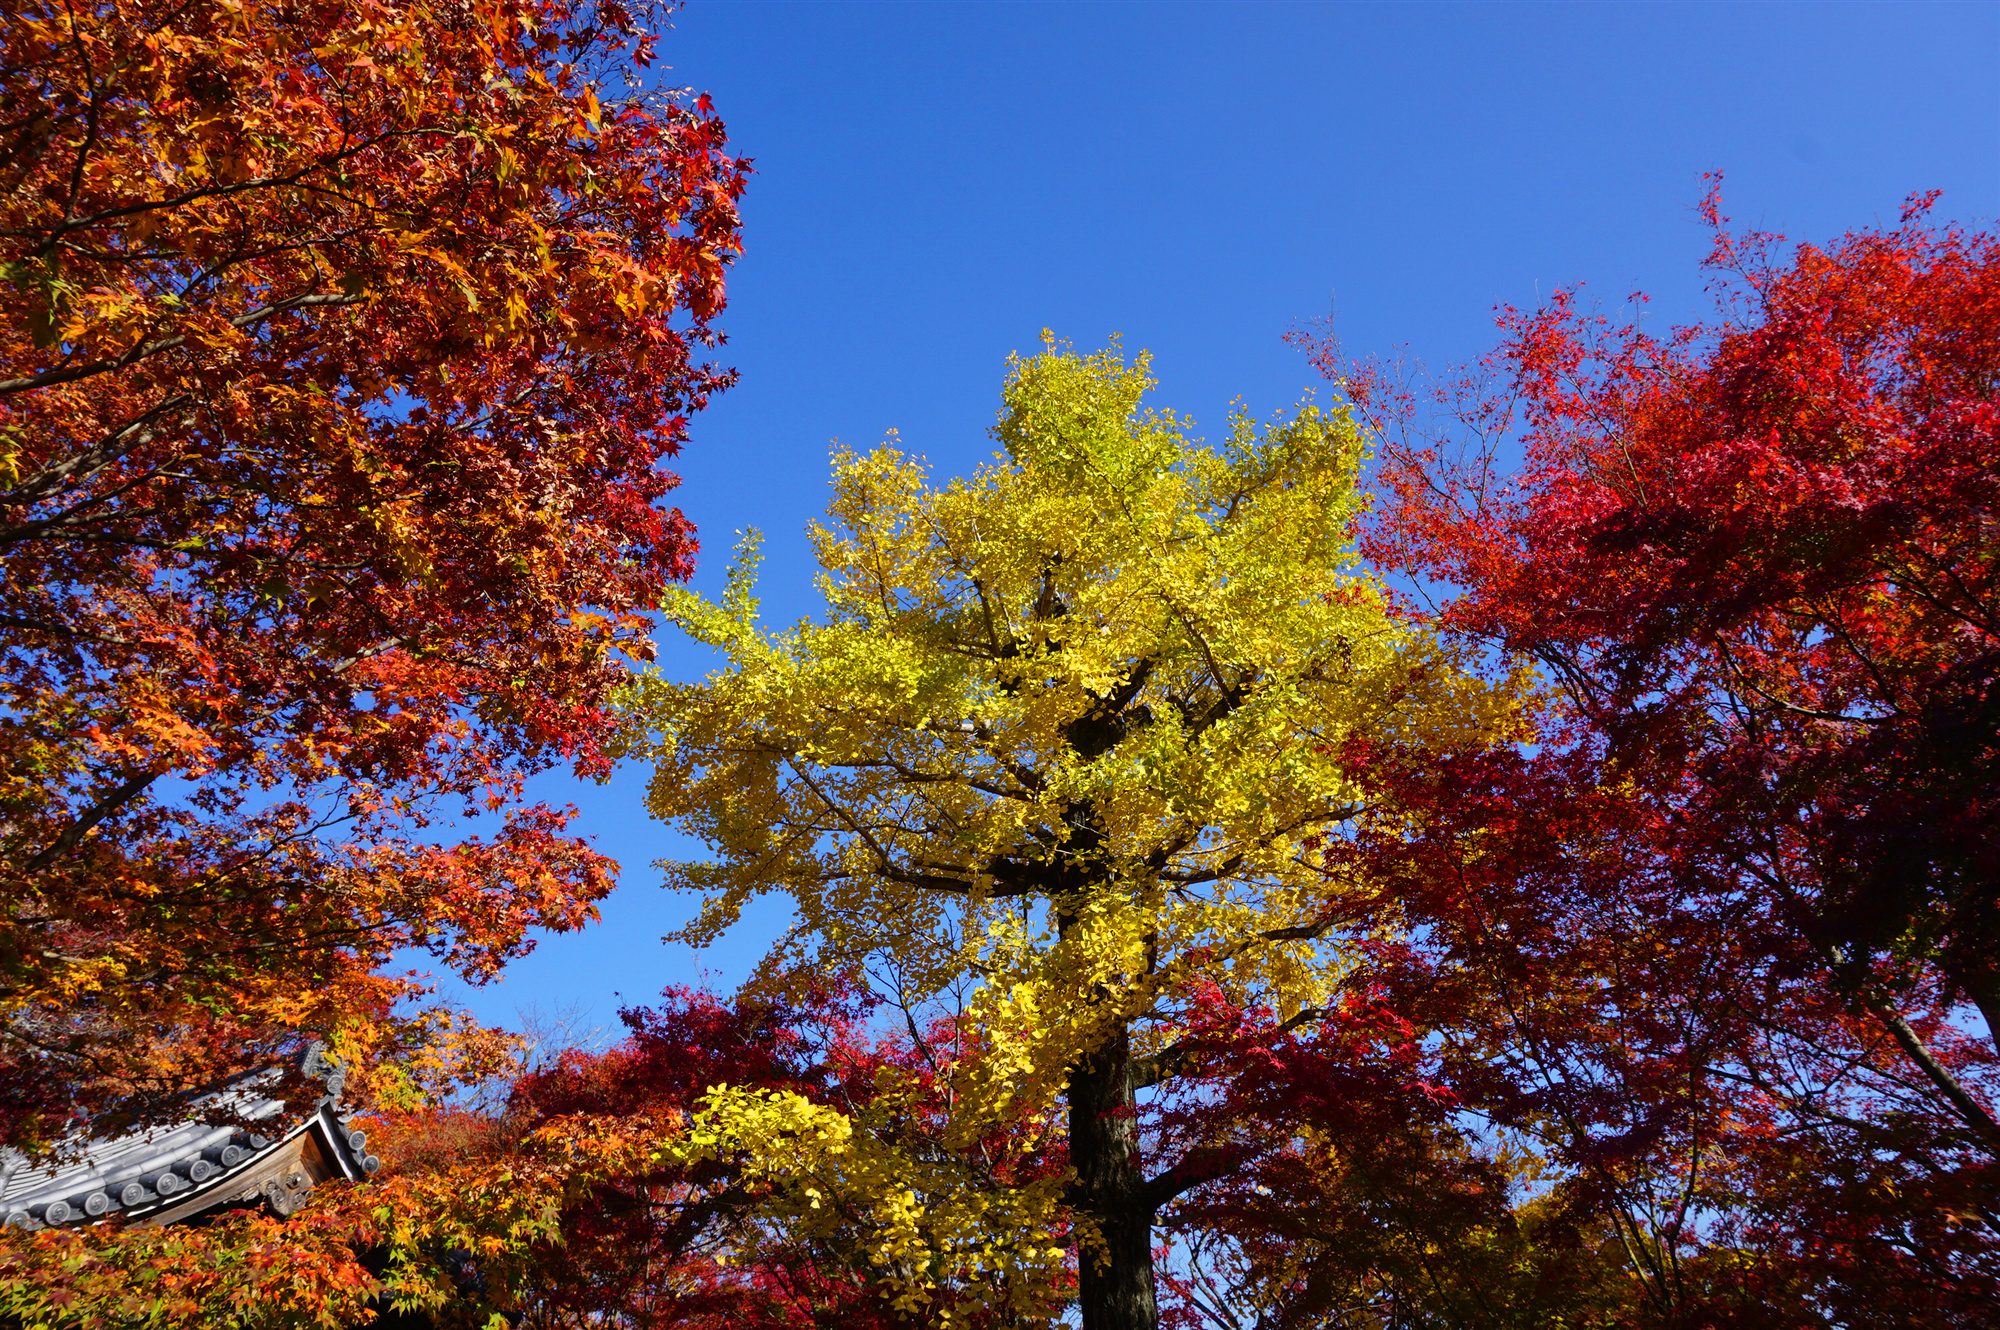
left=1271, top=184, right=2000, bottom=1325
left=500, top=983, right=895, bottom=1329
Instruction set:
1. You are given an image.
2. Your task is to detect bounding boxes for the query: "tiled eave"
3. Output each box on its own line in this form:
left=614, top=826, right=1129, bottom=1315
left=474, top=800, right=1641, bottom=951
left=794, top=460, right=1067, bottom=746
left=1, top=1058, right=381, bottom=1231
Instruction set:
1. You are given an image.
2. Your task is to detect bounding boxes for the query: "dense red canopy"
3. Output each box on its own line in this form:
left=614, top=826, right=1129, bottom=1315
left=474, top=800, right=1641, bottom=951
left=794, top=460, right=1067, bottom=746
left=1276, top=185, right=2000, bottom=1323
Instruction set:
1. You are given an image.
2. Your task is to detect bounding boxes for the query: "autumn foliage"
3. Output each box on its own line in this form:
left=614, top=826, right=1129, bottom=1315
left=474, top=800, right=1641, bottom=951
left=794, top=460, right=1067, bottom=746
left=604, top=342, right=1526, bottom=1330
left=498, top=981, right=1078, bottom=1329
left=1279, top=184, right=2000, bottom=1324
left=0, top=0, right=745, bottom=1145
left=0, top=980, right=1053, bottom=1329
left=5, top=26, right=1993, bottom=1322
left=249, top=201, right=2000, bottom=1330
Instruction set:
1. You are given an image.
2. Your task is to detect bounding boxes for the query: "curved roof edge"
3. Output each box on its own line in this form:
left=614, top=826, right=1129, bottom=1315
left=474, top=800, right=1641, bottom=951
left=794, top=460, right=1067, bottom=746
left=1, top=1045, right=381, bottom=1231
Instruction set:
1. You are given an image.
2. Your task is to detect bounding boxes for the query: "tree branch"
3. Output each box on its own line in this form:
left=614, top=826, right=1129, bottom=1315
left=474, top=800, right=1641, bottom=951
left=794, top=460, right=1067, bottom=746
left=21, top=770, right=158, bottom=874
left=0, top=291, right=363, bottom=398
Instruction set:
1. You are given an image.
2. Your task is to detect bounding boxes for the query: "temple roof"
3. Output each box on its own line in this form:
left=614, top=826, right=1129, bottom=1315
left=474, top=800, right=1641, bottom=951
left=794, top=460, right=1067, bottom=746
left=1, top=1046, right=380, bottom=1230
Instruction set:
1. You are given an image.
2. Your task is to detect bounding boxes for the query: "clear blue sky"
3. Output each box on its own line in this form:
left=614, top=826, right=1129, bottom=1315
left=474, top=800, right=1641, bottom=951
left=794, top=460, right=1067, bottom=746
left=440, top=0, right=2000, bottom=1037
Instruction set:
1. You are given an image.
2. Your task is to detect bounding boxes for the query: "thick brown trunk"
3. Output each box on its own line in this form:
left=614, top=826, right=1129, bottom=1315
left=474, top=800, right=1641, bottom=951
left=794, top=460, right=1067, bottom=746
left=1068, top=1019, right=1158, bottom=1330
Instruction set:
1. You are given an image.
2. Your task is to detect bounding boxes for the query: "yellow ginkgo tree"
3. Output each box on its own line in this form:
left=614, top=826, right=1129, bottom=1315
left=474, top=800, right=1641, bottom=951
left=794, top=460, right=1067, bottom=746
left=620, top=342, right=1528, bottom=1330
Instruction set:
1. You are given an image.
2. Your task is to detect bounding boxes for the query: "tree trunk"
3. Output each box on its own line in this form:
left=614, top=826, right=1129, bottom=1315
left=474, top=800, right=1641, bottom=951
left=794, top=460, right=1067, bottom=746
left=1068, top=1018, right=1159, bottom=1330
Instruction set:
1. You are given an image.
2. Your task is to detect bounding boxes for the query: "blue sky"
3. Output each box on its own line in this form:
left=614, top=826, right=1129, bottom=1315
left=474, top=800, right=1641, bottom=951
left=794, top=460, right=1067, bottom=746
left=438, top=0, right=2000, bottom=1037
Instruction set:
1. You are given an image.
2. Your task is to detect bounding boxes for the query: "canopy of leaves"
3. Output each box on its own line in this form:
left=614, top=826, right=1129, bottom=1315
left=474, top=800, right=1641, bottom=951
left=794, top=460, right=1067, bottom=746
left=0, top=0, right=746, bottom=1146
left=1284, top=186, right=2000, bottom=1324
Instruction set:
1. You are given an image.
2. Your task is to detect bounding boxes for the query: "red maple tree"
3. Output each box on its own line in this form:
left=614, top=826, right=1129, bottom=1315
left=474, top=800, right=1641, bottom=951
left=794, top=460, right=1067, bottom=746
left=1280, top=183, right=2000, bottom=1323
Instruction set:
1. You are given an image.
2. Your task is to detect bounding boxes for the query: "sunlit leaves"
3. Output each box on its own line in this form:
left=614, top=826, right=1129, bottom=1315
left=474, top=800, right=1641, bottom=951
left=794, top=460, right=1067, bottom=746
left=1295, top=188, right=2000, bottom=1322
left=0, top=0, right=743, bottom=1148
left=618, top=341, right=1526, bottom=1317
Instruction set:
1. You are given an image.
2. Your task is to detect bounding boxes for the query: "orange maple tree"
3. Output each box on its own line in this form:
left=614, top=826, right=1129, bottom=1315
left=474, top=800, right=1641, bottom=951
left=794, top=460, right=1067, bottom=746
left=0, top=0, right=745, bottom=1147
